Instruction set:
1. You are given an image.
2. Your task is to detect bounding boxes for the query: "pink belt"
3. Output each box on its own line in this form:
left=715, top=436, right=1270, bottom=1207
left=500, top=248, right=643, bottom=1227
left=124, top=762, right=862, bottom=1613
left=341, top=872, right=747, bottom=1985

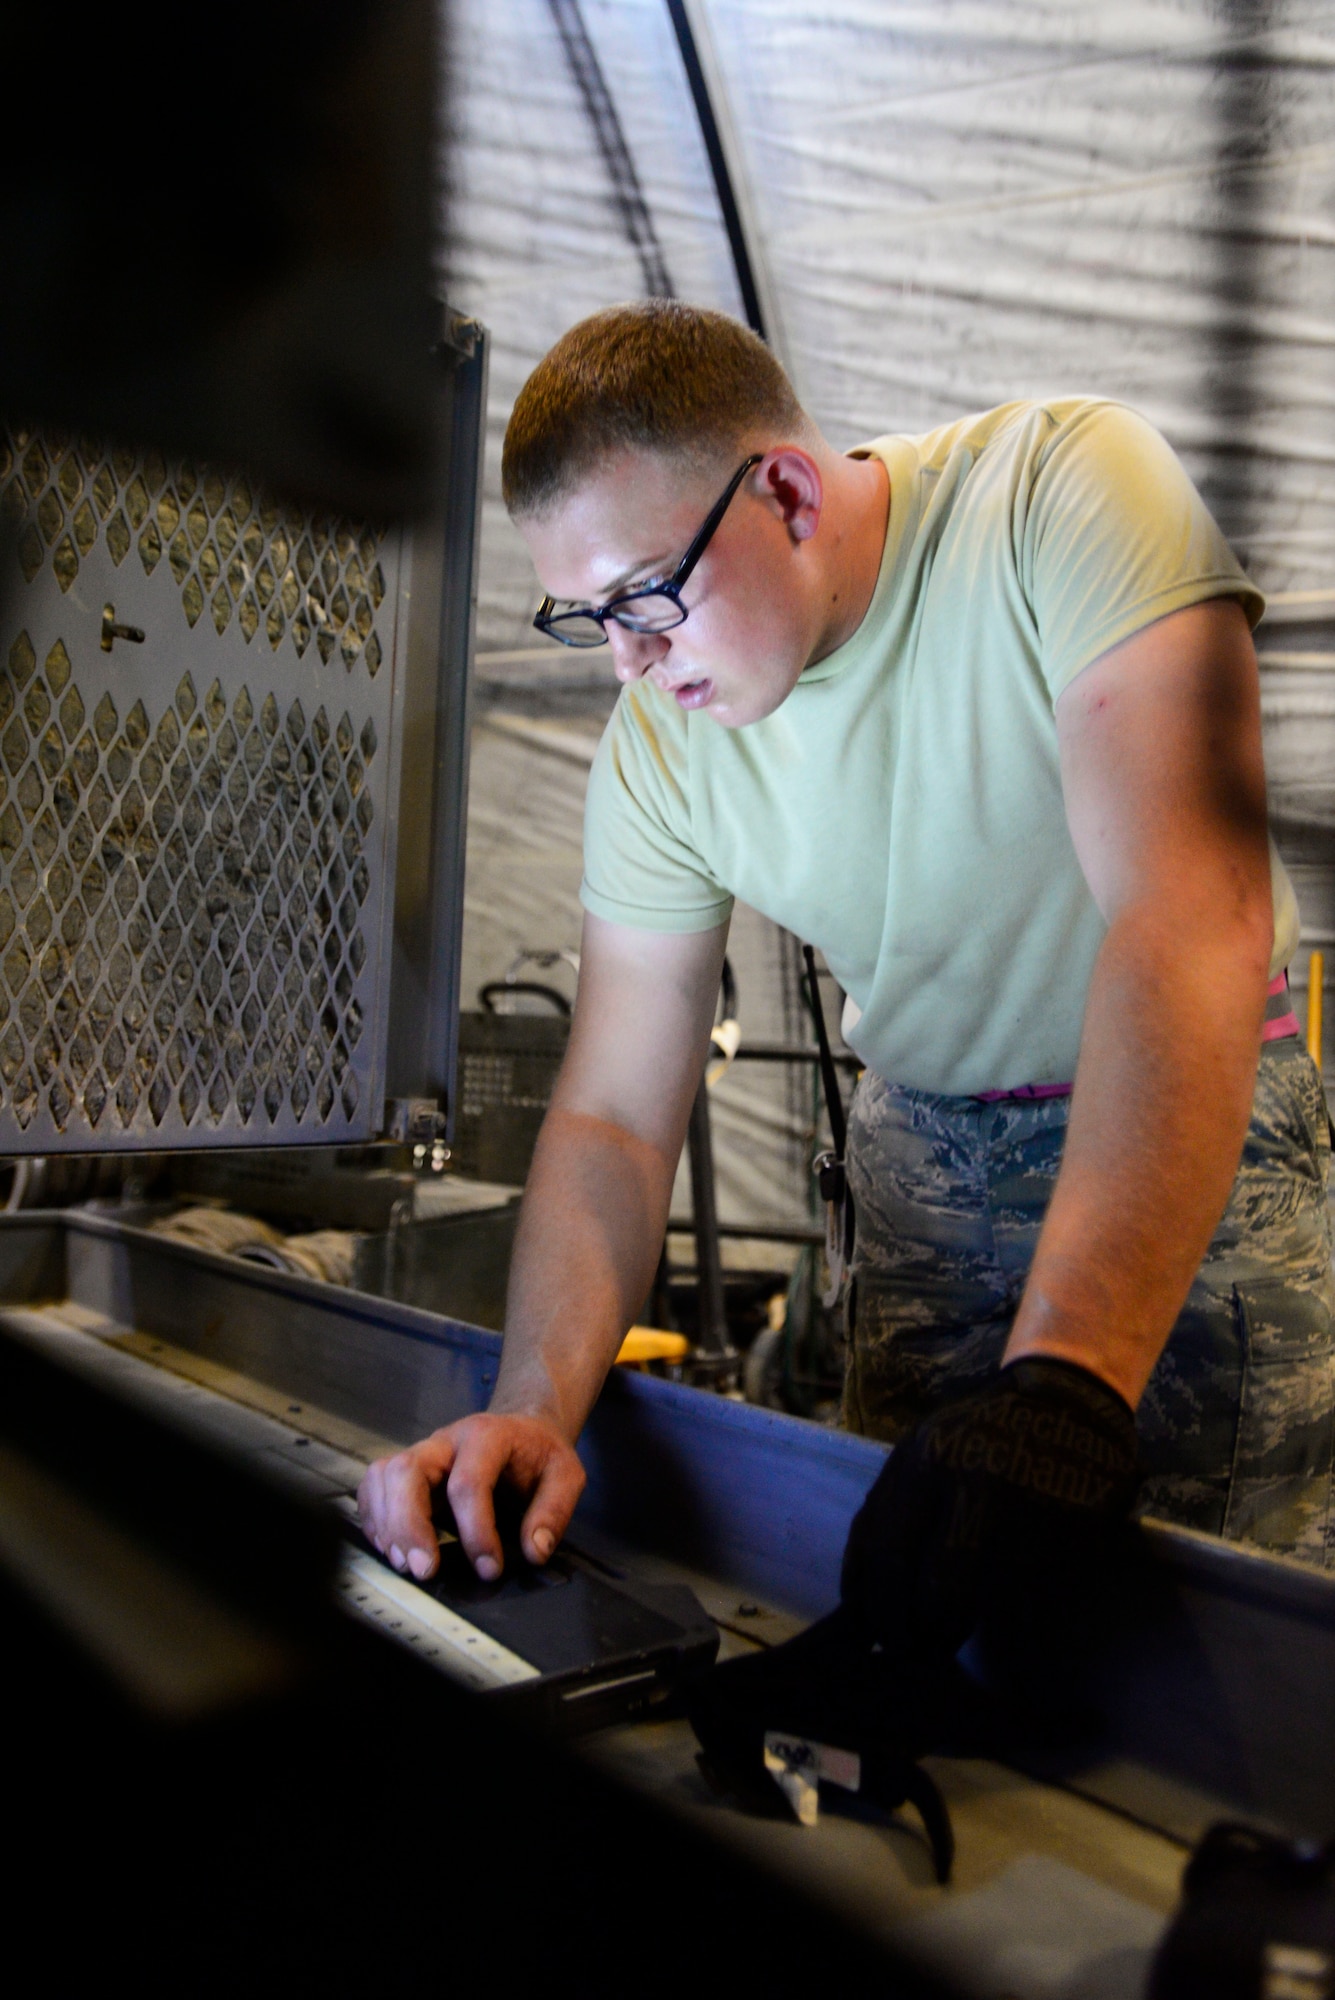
left=1264, top=970, right=1303, bottom=1043
left=975, top=972, right=1300, bottom=1104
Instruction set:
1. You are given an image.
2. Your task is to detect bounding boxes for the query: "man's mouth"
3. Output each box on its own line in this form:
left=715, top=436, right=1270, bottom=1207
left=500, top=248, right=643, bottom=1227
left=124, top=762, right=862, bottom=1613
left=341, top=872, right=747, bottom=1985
left=671, top=677, right=714, bottom=711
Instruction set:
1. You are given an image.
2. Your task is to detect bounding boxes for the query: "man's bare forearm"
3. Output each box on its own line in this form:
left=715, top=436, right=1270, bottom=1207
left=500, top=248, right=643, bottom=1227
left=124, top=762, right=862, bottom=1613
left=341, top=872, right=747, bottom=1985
left=488, top=1106, right=676, bottom=1439
left=1005, top=901, right=1270, bottom=1405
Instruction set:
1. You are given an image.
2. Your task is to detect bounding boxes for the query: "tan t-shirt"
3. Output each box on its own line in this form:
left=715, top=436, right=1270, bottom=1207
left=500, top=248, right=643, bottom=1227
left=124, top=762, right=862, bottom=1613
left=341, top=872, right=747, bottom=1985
left=580, top=398, right=1299, bottom=1094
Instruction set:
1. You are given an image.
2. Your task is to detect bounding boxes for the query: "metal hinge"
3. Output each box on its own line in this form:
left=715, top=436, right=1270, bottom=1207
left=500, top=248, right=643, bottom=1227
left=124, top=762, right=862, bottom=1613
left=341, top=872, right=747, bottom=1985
left=434, top=309, right=483, bottom=363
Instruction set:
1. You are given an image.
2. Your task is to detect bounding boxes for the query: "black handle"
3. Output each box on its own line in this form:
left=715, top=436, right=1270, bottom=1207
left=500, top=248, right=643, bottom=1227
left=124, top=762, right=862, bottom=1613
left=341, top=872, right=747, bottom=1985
left=477, top=980, right=571, bottom=1017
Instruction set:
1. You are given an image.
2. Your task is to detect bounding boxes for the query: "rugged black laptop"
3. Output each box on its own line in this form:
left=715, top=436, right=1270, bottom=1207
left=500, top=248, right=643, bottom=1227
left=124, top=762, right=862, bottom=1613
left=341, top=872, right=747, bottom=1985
left=339, top=1506, right=718, bottom=1731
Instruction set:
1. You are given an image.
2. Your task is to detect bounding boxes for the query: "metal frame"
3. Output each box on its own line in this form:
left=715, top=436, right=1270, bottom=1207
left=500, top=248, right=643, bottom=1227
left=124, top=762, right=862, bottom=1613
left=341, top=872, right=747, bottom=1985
left=384, top=310, right=488, bottom=1141
left=0, top=311, right=486, bottom=1154
left=664, top=0, right=787, bottom=363
left=0, top=431, right=412, bottom=1152
left=4, top=1207, right=1332, bottom=1848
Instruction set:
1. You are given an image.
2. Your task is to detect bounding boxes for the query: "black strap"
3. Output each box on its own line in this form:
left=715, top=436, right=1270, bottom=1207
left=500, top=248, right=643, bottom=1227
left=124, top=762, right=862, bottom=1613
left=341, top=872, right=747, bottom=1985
left=802, top=944, right=846, bottom=1159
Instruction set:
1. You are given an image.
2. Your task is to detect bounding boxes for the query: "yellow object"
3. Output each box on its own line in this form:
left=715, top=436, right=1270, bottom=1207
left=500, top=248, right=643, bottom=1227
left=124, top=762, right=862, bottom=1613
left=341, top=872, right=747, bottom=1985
left=705, top=1017, right=741, bottom=1089
left=615, top=1326, right=690, bottom=1367
left=1308, top=952, right=1324, bottom=1069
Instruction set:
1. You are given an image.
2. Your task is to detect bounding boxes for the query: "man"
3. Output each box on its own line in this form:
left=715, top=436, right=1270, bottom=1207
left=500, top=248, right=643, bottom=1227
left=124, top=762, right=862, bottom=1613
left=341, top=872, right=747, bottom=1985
left=360, top=301, right=1334, bottom=1609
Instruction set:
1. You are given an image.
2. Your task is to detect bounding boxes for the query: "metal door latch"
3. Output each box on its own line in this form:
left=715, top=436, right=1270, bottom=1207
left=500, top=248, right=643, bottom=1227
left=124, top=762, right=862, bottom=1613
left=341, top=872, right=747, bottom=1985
left=101, top=604, right=145, bottom=652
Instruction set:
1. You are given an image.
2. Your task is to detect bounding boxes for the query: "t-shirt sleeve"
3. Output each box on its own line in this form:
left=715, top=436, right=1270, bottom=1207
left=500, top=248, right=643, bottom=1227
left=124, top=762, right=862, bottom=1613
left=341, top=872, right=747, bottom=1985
left=1022, top=401, right=1265, bottom=700
left=580, top=693, right=734, bottom=932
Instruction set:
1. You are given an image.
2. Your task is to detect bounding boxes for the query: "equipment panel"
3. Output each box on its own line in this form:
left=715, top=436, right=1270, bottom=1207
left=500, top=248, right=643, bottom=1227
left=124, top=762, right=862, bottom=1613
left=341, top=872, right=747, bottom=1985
left=0, top=431, right=408, bottom=1151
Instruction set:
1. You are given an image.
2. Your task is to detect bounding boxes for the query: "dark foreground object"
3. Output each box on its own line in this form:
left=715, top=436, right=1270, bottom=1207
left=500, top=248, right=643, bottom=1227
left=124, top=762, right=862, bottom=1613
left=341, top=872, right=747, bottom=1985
left=687, top=1606, right=959, bottom=1884
left=1149, top=1823, right=1335, bottom=1999
left=684, top=1357, right=1141, bottom=1888
left=0, top=1325, right=955, bottom=1996
left=0, top=4, right=441, bottom=516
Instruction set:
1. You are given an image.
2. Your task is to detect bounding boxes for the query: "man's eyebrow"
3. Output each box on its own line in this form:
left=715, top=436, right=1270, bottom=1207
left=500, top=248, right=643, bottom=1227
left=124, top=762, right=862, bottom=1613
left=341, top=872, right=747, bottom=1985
left=601, top=548, right=676, bottom=597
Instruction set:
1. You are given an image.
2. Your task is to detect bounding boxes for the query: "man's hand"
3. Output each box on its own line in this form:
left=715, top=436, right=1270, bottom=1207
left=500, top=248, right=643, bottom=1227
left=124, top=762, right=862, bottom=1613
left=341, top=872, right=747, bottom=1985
left=840, top=1358, right=1140, bottom=1663
left=357, top=1413, right=586, bottom=1582
left=358, top=915, right=727, bottom=1589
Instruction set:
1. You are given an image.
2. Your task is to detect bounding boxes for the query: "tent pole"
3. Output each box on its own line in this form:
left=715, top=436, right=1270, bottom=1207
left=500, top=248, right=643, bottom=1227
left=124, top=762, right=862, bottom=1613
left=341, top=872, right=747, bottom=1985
left=664, top=0, right=785, bottom=360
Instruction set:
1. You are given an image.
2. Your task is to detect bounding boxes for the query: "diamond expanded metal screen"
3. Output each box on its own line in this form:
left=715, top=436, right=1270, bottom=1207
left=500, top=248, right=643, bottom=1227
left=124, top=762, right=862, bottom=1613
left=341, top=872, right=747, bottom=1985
left=0, top=426, right=405, bottom=1150
left=5, top=431, right=389, bottom=670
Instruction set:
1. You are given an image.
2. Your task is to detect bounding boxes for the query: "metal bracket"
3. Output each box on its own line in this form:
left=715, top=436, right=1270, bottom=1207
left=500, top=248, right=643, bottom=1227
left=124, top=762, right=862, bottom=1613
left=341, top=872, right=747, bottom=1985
left=382, top=1097, right=447, bottom=1144
left=435, top=310, right=484, bottom=362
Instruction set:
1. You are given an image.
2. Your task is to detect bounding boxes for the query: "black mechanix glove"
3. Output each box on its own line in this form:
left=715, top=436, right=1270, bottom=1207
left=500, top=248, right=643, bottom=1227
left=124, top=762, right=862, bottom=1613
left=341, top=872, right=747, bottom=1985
left=840, top=1357, right=1141, bottom=1666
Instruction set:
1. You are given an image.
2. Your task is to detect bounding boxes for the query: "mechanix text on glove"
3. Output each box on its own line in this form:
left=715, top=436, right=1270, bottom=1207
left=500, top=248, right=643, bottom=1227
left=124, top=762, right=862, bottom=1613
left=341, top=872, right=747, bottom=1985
left=840, top=1356, right=1141, bottom=1663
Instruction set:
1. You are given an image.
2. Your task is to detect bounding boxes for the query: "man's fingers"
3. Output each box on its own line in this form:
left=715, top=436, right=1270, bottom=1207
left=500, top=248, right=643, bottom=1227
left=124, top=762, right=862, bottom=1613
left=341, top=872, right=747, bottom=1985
left=381, top=1454, right=444, bottom=1575
left=358, top=1432, right=456, bottom=1578
left=362, top=1417, right=582, bottom=1583
left=446, top=1439, right=508, bottom=1581
left=520, top=1448, right=587, bottom=1565
left=357, top=1458, right=390, bottom=1552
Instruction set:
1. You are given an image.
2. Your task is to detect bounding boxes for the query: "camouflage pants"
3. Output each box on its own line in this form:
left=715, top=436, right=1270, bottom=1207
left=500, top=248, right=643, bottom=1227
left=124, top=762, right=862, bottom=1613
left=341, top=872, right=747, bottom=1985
left=842, top=1037, right=1335, bottom=1568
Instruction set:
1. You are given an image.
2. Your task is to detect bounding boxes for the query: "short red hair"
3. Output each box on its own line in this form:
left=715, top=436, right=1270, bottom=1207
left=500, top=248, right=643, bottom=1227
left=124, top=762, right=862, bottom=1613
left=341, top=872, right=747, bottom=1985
left=502, top=300, right=805, bottom=516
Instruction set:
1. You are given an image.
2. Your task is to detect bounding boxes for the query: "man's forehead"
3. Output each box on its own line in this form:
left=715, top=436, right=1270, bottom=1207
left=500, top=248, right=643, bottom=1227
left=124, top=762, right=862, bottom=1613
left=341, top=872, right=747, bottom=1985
left=520, top=449, right=723, bottom=596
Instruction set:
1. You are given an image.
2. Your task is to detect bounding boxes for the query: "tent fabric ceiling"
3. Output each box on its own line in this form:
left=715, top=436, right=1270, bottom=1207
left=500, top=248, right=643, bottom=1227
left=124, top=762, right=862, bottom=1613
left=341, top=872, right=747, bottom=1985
left=446, top=0, right=1335, bottom=1226
left=449, top=0, right=1335, bottom=647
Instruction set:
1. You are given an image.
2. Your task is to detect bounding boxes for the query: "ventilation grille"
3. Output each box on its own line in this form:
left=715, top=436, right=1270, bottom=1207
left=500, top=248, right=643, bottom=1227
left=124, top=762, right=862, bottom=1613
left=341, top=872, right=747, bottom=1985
left=450, top=1014, right=569, bottom=1185
left=0, top=428, right=403, bottom=1151
left=0, top=428, right=387, bottom=671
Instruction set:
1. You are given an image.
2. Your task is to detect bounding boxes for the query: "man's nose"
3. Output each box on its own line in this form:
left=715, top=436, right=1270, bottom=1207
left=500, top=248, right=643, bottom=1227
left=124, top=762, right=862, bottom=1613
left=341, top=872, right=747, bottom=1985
left=606, top=623, right=669, bottom=683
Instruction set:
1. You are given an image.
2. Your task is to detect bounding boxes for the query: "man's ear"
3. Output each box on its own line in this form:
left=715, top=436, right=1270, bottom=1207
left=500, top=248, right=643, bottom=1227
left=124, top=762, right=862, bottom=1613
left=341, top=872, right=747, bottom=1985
left=757, top=447, right=822, bottom=542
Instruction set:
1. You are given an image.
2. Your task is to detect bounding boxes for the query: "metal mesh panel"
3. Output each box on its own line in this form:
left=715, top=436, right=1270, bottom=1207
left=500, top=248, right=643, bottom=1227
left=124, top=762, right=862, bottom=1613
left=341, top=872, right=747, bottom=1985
left=1, top=430, right=387, bottom=671
left=0, top=427, right=404, bottom=1150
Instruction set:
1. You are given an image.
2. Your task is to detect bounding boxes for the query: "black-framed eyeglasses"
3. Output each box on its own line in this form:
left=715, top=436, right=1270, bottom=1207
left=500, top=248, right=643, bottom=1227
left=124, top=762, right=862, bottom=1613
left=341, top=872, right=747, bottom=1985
left=533, top=454, right=764, bottom=649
